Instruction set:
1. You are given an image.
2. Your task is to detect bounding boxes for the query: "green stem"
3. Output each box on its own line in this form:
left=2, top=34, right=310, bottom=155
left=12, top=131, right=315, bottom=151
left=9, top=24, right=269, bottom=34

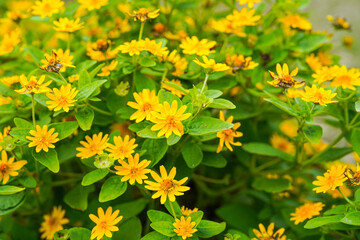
left=350, top=112, right=360, bottom=126
left=168, top=201, right=177, bottom=218
left=338, top=187, right=356, bottom=208
left=87, top=103, right=113, bottom=116
left=31, top=94, right=36, bottom=127
left=58, top=72, right=67, bottom=84
left=107, top=168, right=116, bottom=174
left=192, top=174, right=229, bottom=184
left=255, top=159, right=281, bottom=172
left=200, top=74, right=209, bottom=93
left=161, top=70, right=168, bottom=83
left=344, top=101, right=349, bottom=126
left=138, top=21, right=145, bottom=41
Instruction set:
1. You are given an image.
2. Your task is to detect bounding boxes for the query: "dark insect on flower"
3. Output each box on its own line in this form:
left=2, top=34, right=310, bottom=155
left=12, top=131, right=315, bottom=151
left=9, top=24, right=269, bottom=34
left=267, top=63, right=305, bottom=89
left=344, top=166, right=360, bottom=186
left=40, top=51, right=63, bottom=73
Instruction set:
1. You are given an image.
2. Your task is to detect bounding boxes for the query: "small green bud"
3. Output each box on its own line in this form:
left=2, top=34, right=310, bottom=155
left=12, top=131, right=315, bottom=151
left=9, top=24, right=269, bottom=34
left=94, top=153, right=115, bottom=169
left=115, top=81, right=130, bottom=97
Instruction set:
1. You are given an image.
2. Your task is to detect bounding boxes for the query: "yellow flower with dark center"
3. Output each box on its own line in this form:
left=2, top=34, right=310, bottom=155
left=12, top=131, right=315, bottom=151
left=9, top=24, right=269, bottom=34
left=41, top=49, right=75, bottom=73
left=270, top=133, right=295, bottom=155
left=279, top=14, right=312, bottom=31
left=327, top=15, right=351, bottom=30
left=312, top=66, right=337, bottom=84
left=115, top=153, right=151, bottom=185
left=330, top=65, right=360, bottom=90
left=181, top=206, right=198, bottom=216
left=76, top=132, right=109, bottom=159
left=117, top=40, right=144, bottom=56
left=97, top=60, right=118, bottom=77
left=150, top=100, right=192, bottom=138
left=0, top=30, right=21, bottom=56
left=216, top=111, right=243, bottom=153
left=225, top=54, right=258, bottom=73
left=145, top=165, right=190, bottom=204
left=252, top=223, right=286, bottom=240
left=106, top=135, right=137, bottom=160
left=0, top=126, right=11, bottom=151
left=313, top=165, right=347, bottom=193
left=267, top=63, right=304, bottom=88
left=158, top=50, right=188, bottom=76
left=194, top=56, right=230, bottom=72
left=46, top=84, right=78, bottom=112
left=301, top=85, right=338, bottom=106
left=27, top=125, right=59, bottom=153
left=290, top=202, right=325, bottom=225
left=180, top=36, right=216, bottom=56
left=53, top=18, right=84, bottom=32
left=162, top=79, right=186, bottom=98
left=142, top=38, right=168, bottom=56
left=78, top=0, right=108, bottom=11
left=128, top=8, right=160, bottom=22
left=40, top=206, right=69, bottom=240
left=306, top=54, right=322, bottom=72
left=173, top=216, right=197, bottom=240
left=226, top=8, right=261, bottom=27
left=15, top=75, right=51, bottom=94
left=32, top=0, right=64, bottom=19
left=344, top=163, right=360, bottom=186
left=127, top=89, right=161, bottom=123
left=89, top=207, right=123, bottom=240
left=238, top=0, right=261, bottom=8
left=0, top=150, right=27, bottom=184
left=0, top=75, right=20, bottom=87
left=279, top=119, right=298, bottom=138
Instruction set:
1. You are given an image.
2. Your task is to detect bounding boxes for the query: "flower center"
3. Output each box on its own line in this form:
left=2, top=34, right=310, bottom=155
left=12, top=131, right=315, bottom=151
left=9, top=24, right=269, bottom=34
left=166, top=116, right=176, bottom=127
left=337, top=75, right=351, bottom=84
left=130, top=167, right=138, bottom=174
left=142, top=103, right=152, bottom=111
left=99, top=221, right=109, bottom=230
left=161, top=179, right=174, bottom=192
left=0, top=163, right=8, bottom=174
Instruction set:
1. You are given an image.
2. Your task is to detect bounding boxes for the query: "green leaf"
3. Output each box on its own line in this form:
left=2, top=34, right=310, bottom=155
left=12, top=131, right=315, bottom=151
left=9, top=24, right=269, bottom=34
left=134, top=72, right=156, bottom=91
left=148, top=210, right=174, bottom=223
left=81, top=169, right=109, bottom=186
left=112, top=217, right=142, bottom=240
left=215, top=204, right=256, bottom=232
left=351, top=128, right=360, bottom=156
left=341, top=212, right=360, bottom=226
left=49, top=121, right=78, bottom=140
left=189, top=211, right=203, bottom=226
left=252, top=177, right=291, bottom=193
left=77, top=80, right=107, bottom=101
left=23, top=46, right=44, bottom=64
left=0, top=186, right=25, bottom=195
left=158, top=89, right=182, bottom=106
left=78, top=70, right=91, bottom=89
left=0, top=192, right=26, bottom=216
left=139, top=57, right=156, bottom=67
left=264, top=91, right=300, bottom=117
left=64, top=184, right=95, bottom=211
left=201, top=153, right=227, bottom=168
left=114, top=198, right=149, bottom=220
left=305, top=147, right=353, bottom=165
left=69, top=228, right=91, bottom=240
left=89, top=63, right=105, bottom=79
left=355, top=101, right=360, bottom=112
left=32, top=148, right=59, bottom=173
left=324, top=205, right=349, bottom=216
left=196, top=220, right=226, bottom=238
left=204, top=90, right=222, bottom=98
left=295, top=34, right=328, bottom=53
left=141, top=138, right=168, bottom=167
left=14, top=118, right=33, bottom=129
left=164, top=200, right=182, bottom=218
left=163, top=81, right=188, bottom=95
left=18, top=175, right=37, bottom=188
left=304, top=215, right=343, bottom=229
left=303, top=124, right=323, bottom=144
left=242, top=143, right=294, bottom=162
left=355, top=189, right=360, bottom=201
left=77, top=60, right=97, bottom=72
left=141, top=232, right=170, bottom=240
left=188, top=117, right=233, bottom=136
left=208, top=99, right=236, bottom=109
left=137, top=126, right=162, bottom=139
left=75, top=108, right=94, bottom=131
left=150, top=221, right=176, bottom=237
left=181, top=141, right=203, bottom=168
left=167, top=134, right=181, bottom=146
left=99, top=176, right=127, bottom=202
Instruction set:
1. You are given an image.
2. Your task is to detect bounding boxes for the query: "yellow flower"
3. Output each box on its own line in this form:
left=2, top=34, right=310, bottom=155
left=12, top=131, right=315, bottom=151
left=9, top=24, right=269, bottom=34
left=286, top=88, right=304, bottom=98
left=216, top=111, right=243, bottom=153
left=46, top=84, right=78, bottom=112
left=164, top=30, right=188, bottom=41
left=0, top=126, right=11, bottom=152
left=76, top=133, right=109, bottom=159
left=238, top=0, right=261, bottom=8
left=330, top=65, right=360, bottom=90
left=328, top=185, right=352, bottom=199
left=290, top=202, right=325, bottom=225
left=279, top=119, right=298, bottom=138
left=117, top=40, right=143, bottom=56
left=210, top=18, right=246, bottom=37
left=53, top=18, right=84, bottom=32
left=181, top=206, right=198, bottom=216
left=327, top=15, right=351, bottom=30
left=0, top=96, right=11, bottom=106
left=158, top=50, right=188, bottom=76
left=68, top=74, right=79, bottom=83
left=40, top=49, right=75, bottom=73
left=115, top=153, right=151, bottom=185
left=86, top=39, right=119, bottom=61
left=179, top=36, right=216, bottom=56
left=173, top=216, right=197, bottom=240
left=78, top=0, right=108, bottom=11
left=268, top=63, right=304, bottom=88
left=40, top=206, right=69, bottom=240
left=270, top=133, right=295, bottom=155
left=279, top=14, right=312, bottom=31
left=0, top=75, right=20, bottom=87
left=318, top=51, right=333, bottom=66
left=312, top=66, right=337, bottom=84
left=252, top=223, right=286, bottom=240
left=142, top=38, right=168, bottom=56
left=0, top=150, right=27, bottom=184
left=127, top=8, right=160, bottom=22
left=97, top=60, right=118, bottom=77
left=127, top=89, right=161, bottom=123
left=89, top=207, right=123, bottom=240
left=162, top=79, right=186, bottom=98
left=193, top=56, right=230, bottom=72
left=15, top=75, right=51, bottom=94
left=344, top=163, right=360, bottom=186
left=306, top=54, right=322, bottom=72
left=32, top=0, right=64, bottom=19
left=145, top=165, right=190, bottom=204
left=27, top=125, right=59, bottom=153
left=313, top=165, right=347, bottom=193
left=226, top=8, right=261, bottom=27
left=301, top=85, right=338, bottom=106
left=150, top=100, right=192, bottom=138
left=106, top=135, right=137, bottom=160
left=0, top=30, right=21, bottom=56
left=225, top=54, right=258, bottom=73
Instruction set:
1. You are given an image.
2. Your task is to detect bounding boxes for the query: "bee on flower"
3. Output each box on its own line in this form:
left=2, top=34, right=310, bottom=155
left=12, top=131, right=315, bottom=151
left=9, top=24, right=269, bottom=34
left=267, top=63, right=304, bottom=88
left=15, top=75, right=51, bottom=94
left=89, top=207, right=122, bottom=240
left=40, top=50, right=75, bottom=73
left=53, top=18, right=84, bottom=33
left=216, top=111, right=243, bottom=153
left=127, top=8, right=160, bottom=22
left=0, top=150, right=27, bottom=184
left=344, top=163, right=360, bottom=186
left=87, top=39, right=119, bottom=61
left=40, top=206, right=69, bottom=240
left=225, top=54, right=258, bottom=73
